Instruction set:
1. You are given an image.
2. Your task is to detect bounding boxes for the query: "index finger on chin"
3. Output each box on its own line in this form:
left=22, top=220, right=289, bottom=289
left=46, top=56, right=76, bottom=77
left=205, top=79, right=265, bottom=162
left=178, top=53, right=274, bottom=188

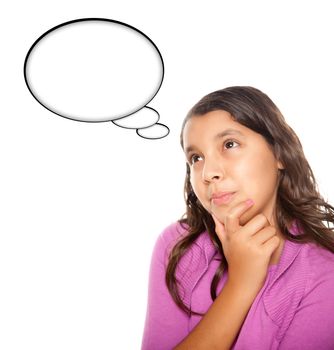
left=225, top=199, right=254, bottom=235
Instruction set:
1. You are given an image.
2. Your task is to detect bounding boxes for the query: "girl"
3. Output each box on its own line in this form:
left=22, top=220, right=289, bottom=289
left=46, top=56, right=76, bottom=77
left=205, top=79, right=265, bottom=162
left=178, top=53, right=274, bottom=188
left=141, top=86, right=334, bottom=349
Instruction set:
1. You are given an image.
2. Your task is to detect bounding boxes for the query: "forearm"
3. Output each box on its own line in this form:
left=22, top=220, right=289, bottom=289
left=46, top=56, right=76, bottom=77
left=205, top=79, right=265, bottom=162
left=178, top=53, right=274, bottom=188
left=173, top=280, right=260, bottom=350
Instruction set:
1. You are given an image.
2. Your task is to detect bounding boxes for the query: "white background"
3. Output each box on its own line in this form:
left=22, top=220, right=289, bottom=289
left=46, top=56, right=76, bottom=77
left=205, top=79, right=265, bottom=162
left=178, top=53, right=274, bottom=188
left=1, top=1, right=334, bottom=349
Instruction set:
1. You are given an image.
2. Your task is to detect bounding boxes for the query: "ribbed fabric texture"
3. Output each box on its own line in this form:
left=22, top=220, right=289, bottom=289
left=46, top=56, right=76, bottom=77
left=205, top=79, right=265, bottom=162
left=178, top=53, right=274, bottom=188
left=174, top=231, right=217, bottom=309
left=141, top=222, right=334, bottom=350
left=263, top=240, right=307, bottom=342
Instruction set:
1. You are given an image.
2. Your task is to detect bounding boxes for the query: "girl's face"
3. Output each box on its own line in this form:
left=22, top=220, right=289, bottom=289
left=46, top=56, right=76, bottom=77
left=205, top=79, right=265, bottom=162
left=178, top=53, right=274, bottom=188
left=182, top=110, right=283, bottom=226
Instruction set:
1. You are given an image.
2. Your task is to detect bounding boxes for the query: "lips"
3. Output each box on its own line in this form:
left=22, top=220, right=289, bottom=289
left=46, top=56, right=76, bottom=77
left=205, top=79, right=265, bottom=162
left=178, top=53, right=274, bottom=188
left=211, top=191, right=236, bottom=206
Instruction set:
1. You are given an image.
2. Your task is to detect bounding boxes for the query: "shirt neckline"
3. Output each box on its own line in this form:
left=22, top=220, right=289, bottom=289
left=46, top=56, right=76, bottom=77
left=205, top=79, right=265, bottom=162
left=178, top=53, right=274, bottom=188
left=268, top=264, right=278, bottom=272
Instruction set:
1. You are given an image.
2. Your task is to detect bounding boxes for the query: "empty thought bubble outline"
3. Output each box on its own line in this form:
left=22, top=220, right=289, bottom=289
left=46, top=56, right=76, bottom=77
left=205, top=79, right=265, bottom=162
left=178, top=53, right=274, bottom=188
left=136, top=122, right=170, bottom=139
left=111, top=106, right=170, bottom=139
left=23, top=18, right=165, bottom=128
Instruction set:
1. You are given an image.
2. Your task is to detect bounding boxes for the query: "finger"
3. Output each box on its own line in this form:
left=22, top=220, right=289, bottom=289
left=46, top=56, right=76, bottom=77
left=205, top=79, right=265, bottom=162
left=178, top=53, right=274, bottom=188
left=262, top=235, right=281, bottom=255
left=238, top=213, right=271, bottom=238
left=251, top=226, right=276, bottom=245
left=225, top=199, right=255, bottom=235
left=211, top=212, right=226, bottom=243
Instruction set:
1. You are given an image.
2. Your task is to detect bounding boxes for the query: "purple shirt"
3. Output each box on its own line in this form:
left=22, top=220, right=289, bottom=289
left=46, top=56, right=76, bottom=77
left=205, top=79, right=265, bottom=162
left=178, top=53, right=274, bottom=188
left=141, top=222, right=334, bottom=349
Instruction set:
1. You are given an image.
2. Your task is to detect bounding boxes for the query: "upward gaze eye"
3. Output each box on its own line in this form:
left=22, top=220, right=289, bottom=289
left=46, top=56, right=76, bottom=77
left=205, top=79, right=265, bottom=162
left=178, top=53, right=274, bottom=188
left=187, top=140, right=239, bottom=165
left=189, top=154, right=202, bottom=164
left=224, top=140, right=239, bottom=149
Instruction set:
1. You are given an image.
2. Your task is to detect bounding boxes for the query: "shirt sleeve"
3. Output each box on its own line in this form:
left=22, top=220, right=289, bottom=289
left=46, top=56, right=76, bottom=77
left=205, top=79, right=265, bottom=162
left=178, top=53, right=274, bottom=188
left=278, top=258, right=334, bottom=350
left=141, top=224, right=190, bottom=350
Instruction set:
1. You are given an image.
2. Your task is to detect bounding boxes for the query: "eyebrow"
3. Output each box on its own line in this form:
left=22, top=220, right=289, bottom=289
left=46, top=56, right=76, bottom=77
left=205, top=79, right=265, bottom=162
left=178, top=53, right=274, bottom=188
left=184, top=128, right=244, bottom=155
left=214, top=128, right=244, bottom=140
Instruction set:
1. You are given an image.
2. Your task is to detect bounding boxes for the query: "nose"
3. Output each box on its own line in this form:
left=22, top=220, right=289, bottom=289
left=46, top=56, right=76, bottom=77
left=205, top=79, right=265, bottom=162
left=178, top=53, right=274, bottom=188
left=202, top=157, right=224, bottom=183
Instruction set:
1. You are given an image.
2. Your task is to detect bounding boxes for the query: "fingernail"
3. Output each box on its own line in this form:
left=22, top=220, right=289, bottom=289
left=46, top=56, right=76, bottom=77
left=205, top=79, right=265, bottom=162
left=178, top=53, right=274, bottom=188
left=246, top=199, right=254, bottom=206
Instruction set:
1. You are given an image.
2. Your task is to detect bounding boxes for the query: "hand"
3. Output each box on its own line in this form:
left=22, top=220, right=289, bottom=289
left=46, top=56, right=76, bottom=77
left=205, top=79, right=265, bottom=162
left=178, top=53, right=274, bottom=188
left=211, top=199, right=280, bottom=290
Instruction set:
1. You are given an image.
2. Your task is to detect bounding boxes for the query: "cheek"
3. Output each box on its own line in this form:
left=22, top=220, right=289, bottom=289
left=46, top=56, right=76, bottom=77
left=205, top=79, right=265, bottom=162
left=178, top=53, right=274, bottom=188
left=190, top=169, right=200, bottom=188
left=190, top=175, right=201, bottom=198
left=189, top=173, right=196, bottom=191
left=237, top=155, right=278, bottom=204
left=190, top=173, right=210, bottom=207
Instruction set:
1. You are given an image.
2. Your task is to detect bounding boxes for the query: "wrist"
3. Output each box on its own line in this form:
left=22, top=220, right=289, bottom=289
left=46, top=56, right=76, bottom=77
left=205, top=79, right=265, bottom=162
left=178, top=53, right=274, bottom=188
left=225, top=277, right=264, bottom=299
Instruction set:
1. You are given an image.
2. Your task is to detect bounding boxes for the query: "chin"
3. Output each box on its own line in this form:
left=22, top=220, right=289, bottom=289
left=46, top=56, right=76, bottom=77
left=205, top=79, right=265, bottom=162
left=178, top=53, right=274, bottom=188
left=211, top=204, right=256, bottom=227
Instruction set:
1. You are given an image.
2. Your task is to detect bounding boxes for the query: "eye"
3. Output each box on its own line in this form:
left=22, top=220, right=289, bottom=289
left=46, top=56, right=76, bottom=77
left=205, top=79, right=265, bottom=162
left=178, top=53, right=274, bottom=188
left=224, top=140, right=239, bottom=150
left=189, top=154, right=202, bottom=165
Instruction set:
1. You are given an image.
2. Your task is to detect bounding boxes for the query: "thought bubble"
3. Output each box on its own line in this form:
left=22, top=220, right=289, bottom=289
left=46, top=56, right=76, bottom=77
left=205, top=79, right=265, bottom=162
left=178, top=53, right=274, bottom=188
left=136, top=123, right=170, bottom=139
left=24, top=18, right=169, bottom=139
left=112, top=106, right=159, bottom=129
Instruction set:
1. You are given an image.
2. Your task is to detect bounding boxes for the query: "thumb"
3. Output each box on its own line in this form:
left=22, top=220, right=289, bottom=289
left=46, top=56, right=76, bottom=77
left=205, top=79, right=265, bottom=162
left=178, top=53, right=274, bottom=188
left=211, top=213, right=226, bottom=244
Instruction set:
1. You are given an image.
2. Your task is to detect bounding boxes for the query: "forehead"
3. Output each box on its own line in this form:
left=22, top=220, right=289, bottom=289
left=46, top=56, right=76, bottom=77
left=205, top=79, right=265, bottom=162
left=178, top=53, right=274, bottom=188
left=183, top=110, right=249, bottom=143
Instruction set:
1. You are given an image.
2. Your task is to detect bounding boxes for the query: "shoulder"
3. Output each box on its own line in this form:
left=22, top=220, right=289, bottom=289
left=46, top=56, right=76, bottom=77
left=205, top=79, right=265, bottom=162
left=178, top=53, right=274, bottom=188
left=301, top=242, right=334, bottom=291
left=305, top=241, right=334, bottom=262
left=158, top=221, right=189, bottom=245
left=277, top=243, right=334, bottom=348
left=289, top=221, right=334, bottom=273
left=282, top=240, right=334, bottom=291
left=157, top=221, right=189, bottom=250
left=152, top=221, right=190, bottom=266
left=154, top=221, right=217, bottom=274
left=296, top=241, right=334, bottom=275
left=263, top=240, right=334, bottom=341
left=155, top=221, right=217, bottom=308
left=281, top=241, right=334, bottom=304
left=158, top=221, right=216, bottom=258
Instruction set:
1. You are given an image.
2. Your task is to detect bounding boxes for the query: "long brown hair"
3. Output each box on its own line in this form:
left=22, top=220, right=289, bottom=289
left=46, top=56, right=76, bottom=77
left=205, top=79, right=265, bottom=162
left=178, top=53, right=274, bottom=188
left=166, top=86, right=334, bottom=317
